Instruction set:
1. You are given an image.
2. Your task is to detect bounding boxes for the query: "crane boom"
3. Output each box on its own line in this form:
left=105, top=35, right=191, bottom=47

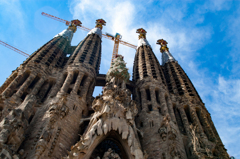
left=0, top=40, right=30, bottom=57
left=41, top=12, right=138, bottom=64
left=41, top=12, right=137, bottom=49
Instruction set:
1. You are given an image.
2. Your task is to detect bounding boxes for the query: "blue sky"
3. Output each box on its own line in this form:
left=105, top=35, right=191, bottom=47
left=0, top=0, right=239, bottom=157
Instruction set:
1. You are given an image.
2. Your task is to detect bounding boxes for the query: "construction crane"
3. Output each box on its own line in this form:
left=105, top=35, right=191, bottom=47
left=105, top=32, right=122, bottom=63
left=41, top=12, right=137, bottom=63
left=0, top=40, right=30, bottom=57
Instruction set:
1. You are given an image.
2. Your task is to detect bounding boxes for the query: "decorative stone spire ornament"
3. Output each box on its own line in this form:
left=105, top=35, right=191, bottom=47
left=106, top=54, right=130, bottom=88
left=88, top=19, right=106, bottom=38
left=54, top=19, right=82, bottom=41
left=157, top=39, right=177, bottom=65
left=136, top=28, right=150, bottom=49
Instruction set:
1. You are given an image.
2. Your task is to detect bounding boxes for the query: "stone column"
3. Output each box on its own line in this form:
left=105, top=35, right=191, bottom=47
left=150, top=86, right=157, bottom=109
left=38, top=83, right=50, bottom=101
left=178, top=107, right=191, bottom=137
left=165, top=95, right=177, bottom=123
left=140, top=88, right=147, bottom=111
left=31, top=78, right=45, bottom=95
left=166, top=64, right=178, bottom=94
left=190, top=108, right=205, bottom=136
left=138, top=49, right=144, bottom=79
left=152, top=57, right=161, bottom=80
left=49, top=74, right=67, bottom=97
left=72, top=72, right=84, bottom=94
left=93, top=46, right=100, bottom=69
left=199, top=109, right=216, bottom=141
left=60, top=72, right=74, bottom=93
left=1, top=74, right=23, bottom=97
left=207, top=115, right=221, bottom=141
left=143, top=47, right=152, bottom=77
left=81, top=77, right=92, bottom=99
left=15, top=73, right=36, bottom=97
left=158, top=90, right=168, bottom=116
left=0, top=73, right=17, bottom=94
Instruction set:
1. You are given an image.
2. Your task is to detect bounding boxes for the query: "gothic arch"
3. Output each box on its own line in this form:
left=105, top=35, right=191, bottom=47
left=73, top=130, right=136, bottom=159
left=89, top=131, right=133, bottom=159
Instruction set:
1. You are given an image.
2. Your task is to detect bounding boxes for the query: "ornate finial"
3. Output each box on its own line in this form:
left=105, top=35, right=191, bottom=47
left=95, top=19, right=106, bottom=30
left=157, top=39, right=169, bottom=53
left=66, top=19, right=82, bottom=33
left=136, top=28, right=147, bottom=39
left=106, top=54, right=130, bottom=82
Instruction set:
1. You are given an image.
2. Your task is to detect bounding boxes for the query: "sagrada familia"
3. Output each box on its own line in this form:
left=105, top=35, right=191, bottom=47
left=0, top=19, right=230, bottom=159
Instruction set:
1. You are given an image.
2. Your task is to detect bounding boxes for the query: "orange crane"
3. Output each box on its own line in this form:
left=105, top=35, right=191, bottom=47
left=41, top=12, right=137, bottom=63
left=0, top=40, right=30, bottom=57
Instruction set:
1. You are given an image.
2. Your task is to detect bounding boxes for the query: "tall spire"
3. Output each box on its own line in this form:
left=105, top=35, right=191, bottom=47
left=87, top=19, right=106, bottom=38
left=136, top=28, right=150, bottom=49
left=54, top=19, right=82, bottom=41
left=157, top=39, right=176, bottom=65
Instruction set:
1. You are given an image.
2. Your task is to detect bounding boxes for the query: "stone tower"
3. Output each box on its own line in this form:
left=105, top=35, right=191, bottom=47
left=0, top=19, right=229, bottom=159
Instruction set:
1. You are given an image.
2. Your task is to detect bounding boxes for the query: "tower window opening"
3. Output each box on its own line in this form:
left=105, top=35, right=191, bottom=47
left=73, top=105, right=76, bottom=110
left=28, top=113, right=35, bottom=124
left=173, top=106, right=186, bottom=134
left=60, top=73, right=68, bottom=89
left=158, top=107, right=161, bottom=114
left=196, top=109, right=203, bottom=126
left=86, top=80, right=94, bottom=98
left=45, top=62, right=50, bottom=66
left=80, top=75, right=87, bottom=86
left=28, top=75, right=40, bottom=89
left=140, top=122, right=143, bottom=127
left=148, top=104, right=153, bottom=112
left=71, top=72, right=79, bottom=84
left=184, top=106, right=193, bottom=124
left=16, top=72, right=30, bottom=88
left=146, top=89, right=151, bottom=101
left=41, top=81, right=55, bottom=103
left=20, top=91, right=28, bottom=101
left=150, top=121, right=154, bottom=127
left=78, top=74, right=88, bottom=95
left=67, top=88, right=72, bottom=94
left=155, top=90, right=160, bottom=104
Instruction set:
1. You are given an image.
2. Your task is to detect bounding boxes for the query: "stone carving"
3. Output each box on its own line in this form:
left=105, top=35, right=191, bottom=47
left=213, top=142, right=229, bottom=159
left=33, top=96, right=68, bottom=158
left=158, top=114, right=177, bottom=141
left=48, top=127, right=61, bottom=156
left=0, top=109, right=28, bottom=149
left=170, top=144, right=181, bottom=159
left=158, top=126, right=167, bottom=141
left=35, top=130, right=52, bottom=158
left=188, top=124, right=214, bottom=158
left=101, top=148, right=121, bottom=159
